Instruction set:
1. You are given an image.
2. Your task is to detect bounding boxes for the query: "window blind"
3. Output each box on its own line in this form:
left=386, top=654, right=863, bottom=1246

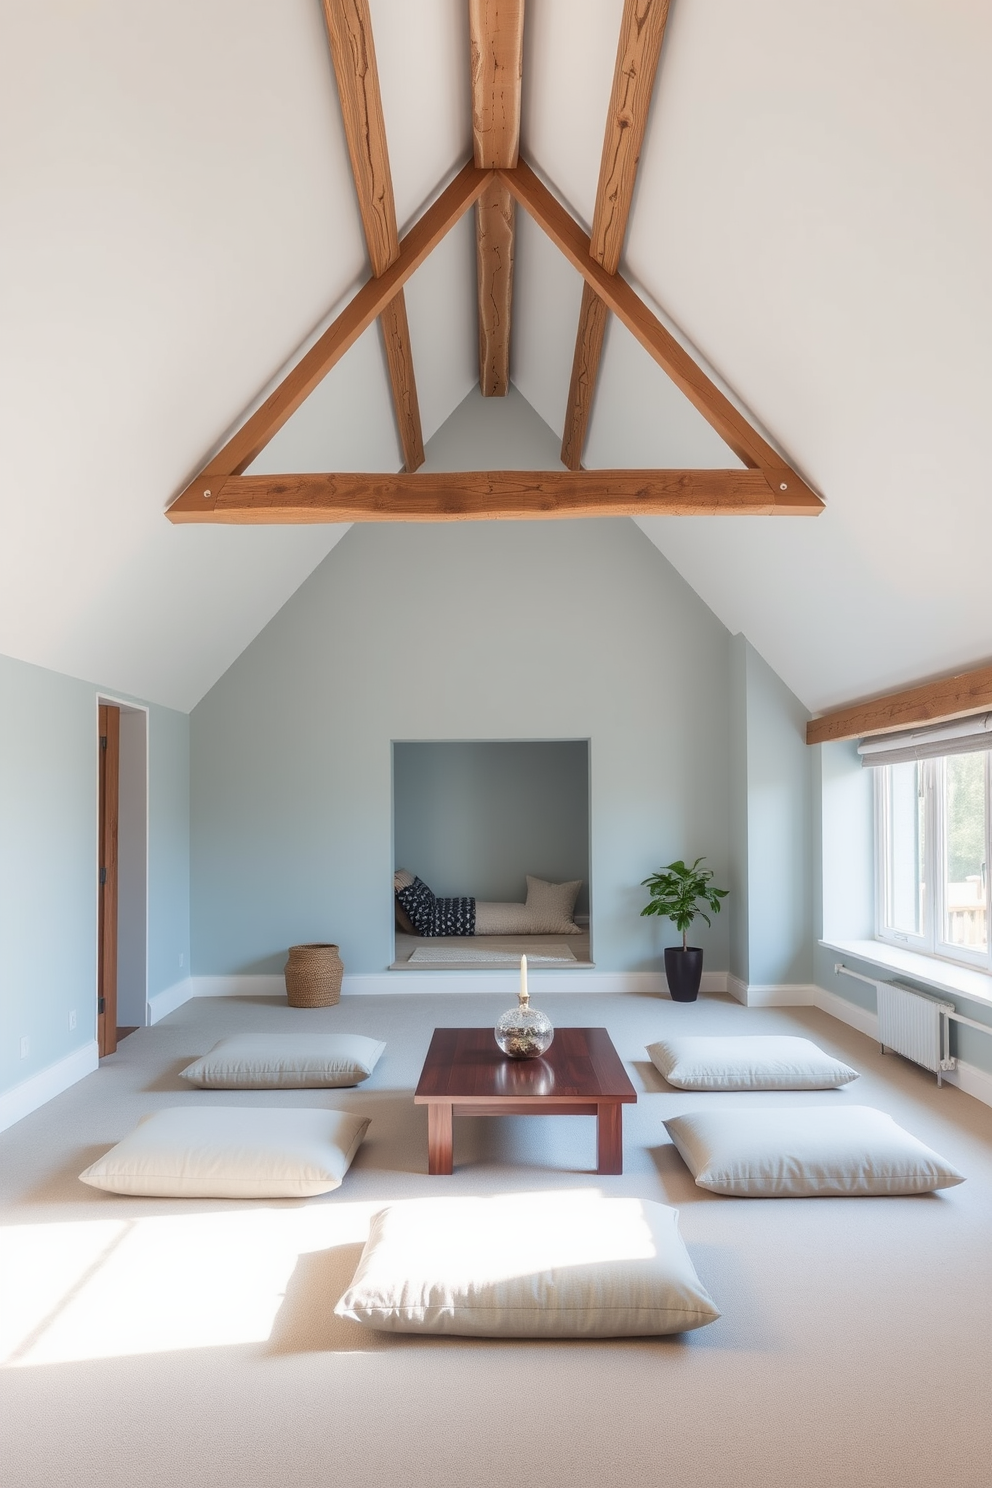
left=858, top=712, right=992, bottom=767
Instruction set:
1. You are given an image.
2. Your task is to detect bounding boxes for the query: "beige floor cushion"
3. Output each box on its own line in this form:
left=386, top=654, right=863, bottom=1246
left=79, top=1106, right=370, bottom=1198
left=335, top=1194, right=720, bottom=1336
left=179, top=1034, right=385, bottom=1089
left=647, top=1035, right=858, bottom=1091
left=665, top=1106, right=965, bottom=1197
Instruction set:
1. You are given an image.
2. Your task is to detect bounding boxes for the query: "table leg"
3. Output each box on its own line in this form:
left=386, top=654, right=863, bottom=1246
left=427, top=1102, right=453, bottom=1175
left=596, top=1102, right=623, bottom=1175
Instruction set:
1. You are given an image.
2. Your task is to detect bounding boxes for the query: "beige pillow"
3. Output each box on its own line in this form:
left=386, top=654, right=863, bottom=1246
left=393, top=868, right=415, bottom=890
left=79, top=1107, right=370, bottom=1198
left=524, top=875, right=582, bottom=934
left=179, top=1034, right=385, bottom=1089
left=665, top=1107, right=965, bottom=1197
left=647, top=1036, right=858, bottom=1091
left=335, top=1195, right=720, bottom=1336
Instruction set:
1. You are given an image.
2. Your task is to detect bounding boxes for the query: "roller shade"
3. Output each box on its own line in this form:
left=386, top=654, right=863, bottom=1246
left=859, top=713, right=992, bottom=767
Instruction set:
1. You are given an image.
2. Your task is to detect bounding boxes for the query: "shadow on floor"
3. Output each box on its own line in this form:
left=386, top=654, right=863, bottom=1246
left=264, top=1242, right=720, bottom=1358
left=631, top=1059, right=670, bottom=1093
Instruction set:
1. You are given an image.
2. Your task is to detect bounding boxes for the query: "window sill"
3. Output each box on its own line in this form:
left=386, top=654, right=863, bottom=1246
left=820, top=938, right=992, bottom=1012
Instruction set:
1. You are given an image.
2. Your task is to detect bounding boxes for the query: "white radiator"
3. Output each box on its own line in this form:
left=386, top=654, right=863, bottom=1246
left=877, top=982, right=955, bottom=1085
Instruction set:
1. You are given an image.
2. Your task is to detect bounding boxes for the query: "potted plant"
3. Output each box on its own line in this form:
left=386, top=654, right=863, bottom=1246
left=640, top=858, right=728, bottom=1002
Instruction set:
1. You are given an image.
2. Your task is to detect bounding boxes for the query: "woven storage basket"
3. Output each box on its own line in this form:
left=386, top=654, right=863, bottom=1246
left=284, top=944, right=343, bottom=1008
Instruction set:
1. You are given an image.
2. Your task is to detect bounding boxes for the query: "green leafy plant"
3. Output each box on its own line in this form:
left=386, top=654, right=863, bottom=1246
left=640, top=858, right=728, bottom=950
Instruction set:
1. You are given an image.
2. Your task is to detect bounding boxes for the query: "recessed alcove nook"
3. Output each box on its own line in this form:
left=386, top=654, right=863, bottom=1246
left=391, top=739, right=592, bottom=969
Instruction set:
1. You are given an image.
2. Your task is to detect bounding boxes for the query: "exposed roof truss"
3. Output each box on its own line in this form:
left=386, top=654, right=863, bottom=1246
left=167, top=0, right=823, bottom=526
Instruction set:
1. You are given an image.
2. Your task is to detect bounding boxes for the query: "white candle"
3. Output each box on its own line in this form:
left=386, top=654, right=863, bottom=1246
left=520, top=954, right=528, bottom=1001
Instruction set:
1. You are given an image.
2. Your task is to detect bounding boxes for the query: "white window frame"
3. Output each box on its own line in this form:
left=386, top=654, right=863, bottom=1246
left=875, top=751, right=992, bottom=974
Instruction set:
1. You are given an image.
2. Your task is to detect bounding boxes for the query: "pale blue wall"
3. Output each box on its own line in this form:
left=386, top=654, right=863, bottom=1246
left=0, top=654, right=189, bottom=1100
left=394, top=740, right=590, bottom=911
left=0, top=655, right=96, bottom=1094
left=818, top=738, right=874, bottom=947
left=190, top=519, right=733, bottom=976
left=728, top=635, right=749, bottom=981
left=744, top=641, right=813, bottom=985
left=728, top=636, right=813, bottom=988
left=813, top=737, right=883, bottom=1014
left=147, top=702, right=190, bottom=1000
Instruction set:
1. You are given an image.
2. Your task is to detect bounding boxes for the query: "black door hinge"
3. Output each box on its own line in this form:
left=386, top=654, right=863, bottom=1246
left=100, top=735, right=107, bottom=751
left=99, top=866, right=107, bottom=886
left=98, top=997, right=106, bottom=1014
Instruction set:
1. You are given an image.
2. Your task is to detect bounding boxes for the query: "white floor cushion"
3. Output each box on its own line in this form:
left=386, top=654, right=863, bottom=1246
left=79, top=1107, right=370, bottom=1198
left=647, top=1035, right=858, bottom=1091
left=179, top=1034, right=385, bottom=1089
left=665, top=1107, right=965, bottom=1197
left=335, top=1195, right=720, bottom=1336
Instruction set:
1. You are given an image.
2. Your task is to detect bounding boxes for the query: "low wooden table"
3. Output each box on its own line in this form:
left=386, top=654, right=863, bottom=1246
left=414, top=1027, right=637, bottom=1175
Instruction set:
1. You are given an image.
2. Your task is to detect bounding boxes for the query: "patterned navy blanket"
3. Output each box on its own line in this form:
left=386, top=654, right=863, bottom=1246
left=396, top=876, right=476, bottom=937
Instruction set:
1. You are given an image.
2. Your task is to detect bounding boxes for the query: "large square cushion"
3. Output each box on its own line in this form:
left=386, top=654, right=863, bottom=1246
left=524, top=875, right=582, bottom=934
left=334, top=1195, right=720, bottom=1336
left=647, top=1035, right=858, bottom=1091
left=179, top=1034, right=385, bottom=1089
left=79, top=1106, right=370, bottom=1198
left=664, top=1107, right=964, bottom=1197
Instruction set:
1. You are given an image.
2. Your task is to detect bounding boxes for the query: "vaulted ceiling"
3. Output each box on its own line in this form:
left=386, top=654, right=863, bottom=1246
left=2, top=1, right=989, bottom=713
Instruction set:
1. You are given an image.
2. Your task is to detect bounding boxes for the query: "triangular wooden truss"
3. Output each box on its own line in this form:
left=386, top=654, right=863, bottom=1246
left=167, top=0, right=822, bottom=526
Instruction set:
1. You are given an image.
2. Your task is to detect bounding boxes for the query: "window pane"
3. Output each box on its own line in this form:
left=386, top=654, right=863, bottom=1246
left=942, top=753, right=988, bottom=952
left=884, top=761, right=925, bottom=936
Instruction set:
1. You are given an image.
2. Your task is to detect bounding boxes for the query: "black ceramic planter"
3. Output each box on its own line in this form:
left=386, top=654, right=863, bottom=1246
left=665, top=947, right=703, bottom=1002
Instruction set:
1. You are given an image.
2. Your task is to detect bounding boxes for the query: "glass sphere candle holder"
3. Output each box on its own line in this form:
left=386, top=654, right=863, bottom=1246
left=495, top=958, right=554, bottom=1059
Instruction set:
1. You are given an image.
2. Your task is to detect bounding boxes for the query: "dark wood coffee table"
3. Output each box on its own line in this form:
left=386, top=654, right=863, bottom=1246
left=414, top=1027, right=637, bottom=1175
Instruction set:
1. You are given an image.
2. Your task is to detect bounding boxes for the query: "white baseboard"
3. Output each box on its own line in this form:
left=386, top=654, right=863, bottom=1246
left=809, top=984, right=992, bottom=1113
left=811, top=984, right=879, bottom=1039
left=942, top=1058, right=992, bottom=1108
left=727, top=976, right=818, bottom=1008
left=147, top=977, right=193, bottom=1025
left=147, top=969, right=730, bottom=1012
left=0, top=1041, right=99, bottom=1134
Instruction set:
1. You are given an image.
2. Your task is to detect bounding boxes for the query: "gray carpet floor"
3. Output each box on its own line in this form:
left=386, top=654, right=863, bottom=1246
left=3, top=989, right=992, bottom=1487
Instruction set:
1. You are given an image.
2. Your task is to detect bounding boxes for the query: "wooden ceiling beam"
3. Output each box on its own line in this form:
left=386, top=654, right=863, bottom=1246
left=470, top=0, right=525, bottom=396
left=806, top=666, right=992, bottom=746
left=167, top=468, right=822, bottom=525
left=502, top=159, right=820, bottom=507
left=475, top=175, right=516, bottom=397
left=169, top=163, right=491, bottom=512
left=322, top=0, right=424, bottom=469
left=562, top=0, right=671, bottom=469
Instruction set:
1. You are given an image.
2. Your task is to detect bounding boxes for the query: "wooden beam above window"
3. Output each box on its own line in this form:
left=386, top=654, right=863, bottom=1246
left=166, top=468, right=821, bottom=525
left=806, top=665, right=992, bottom=746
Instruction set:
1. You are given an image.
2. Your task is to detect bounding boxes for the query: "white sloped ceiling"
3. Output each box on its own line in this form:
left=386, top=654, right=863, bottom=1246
left=523, top=0, right=992, bottom=713
left=2, top=0, right=990, bottom=714
left=0, top=0, right=475, bottom=711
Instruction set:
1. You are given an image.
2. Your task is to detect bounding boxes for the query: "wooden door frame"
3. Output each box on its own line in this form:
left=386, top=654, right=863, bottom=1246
left=96, top=694, right=151, bottom=1053
left=98, top=703, right=120, bottom=1057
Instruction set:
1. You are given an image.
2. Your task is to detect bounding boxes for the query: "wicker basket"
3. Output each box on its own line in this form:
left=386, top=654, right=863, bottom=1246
left=284, top=944, right=343, bottom=1008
